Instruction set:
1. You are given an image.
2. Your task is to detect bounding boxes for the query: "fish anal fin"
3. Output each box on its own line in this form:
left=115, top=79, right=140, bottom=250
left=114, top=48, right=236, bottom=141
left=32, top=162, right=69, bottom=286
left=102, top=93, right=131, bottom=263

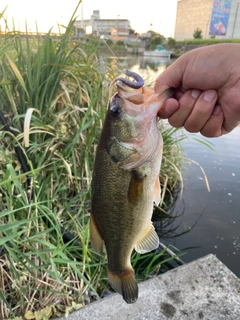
left=135, top=223, right=159, bottom=254
left=128, top=170, right=146, bottom=203
left=108, top=268, right=138, bottom=304
left=153, top=177, right=161, bottom=205
left=90, top=212, right=104, bottom=255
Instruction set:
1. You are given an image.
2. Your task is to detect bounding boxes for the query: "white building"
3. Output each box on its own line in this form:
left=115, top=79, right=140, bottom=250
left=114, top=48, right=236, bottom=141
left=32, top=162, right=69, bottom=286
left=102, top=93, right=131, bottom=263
left=74, top=10, right=131, bottom=39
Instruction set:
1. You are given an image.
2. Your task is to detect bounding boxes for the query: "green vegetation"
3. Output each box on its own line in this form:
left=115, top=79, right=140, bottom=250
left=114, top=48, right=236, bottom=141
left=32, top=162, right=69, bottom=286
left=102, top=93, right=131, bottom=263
left=177, top=37, right=240, bottom=45
left=147, top=31, right=166, bottom=50
left=0, top=7, right=186, bottom=320
left=173, top=38, right=240, bottom=55
left=167, top=37, right=176, bottom=49
left=90, top=28, right=240, bottom=55
left=193, top=28, right=203, bottom=39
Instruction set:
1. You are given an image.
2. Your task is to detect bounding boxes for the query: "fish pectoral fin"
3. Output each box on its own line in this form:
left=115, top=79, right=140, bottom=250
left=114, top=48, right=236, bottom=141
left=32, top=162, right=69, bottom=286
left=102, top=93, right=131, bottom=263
left=128, top=170, right=146, bottom=202
left=153, top=177, right=161, bottom=205
left=90, top=212, right=104, bottom=255
left=135, top=223, right=159, bottom=254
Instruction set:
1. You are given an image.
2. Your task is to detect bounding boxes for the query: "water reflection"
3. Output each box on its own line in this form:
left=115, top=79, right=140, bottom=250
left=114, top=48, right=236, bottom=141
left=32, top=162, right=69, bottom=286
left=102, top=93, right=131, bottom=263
left=106, top=55, right=174, bottom=85
left=176, top=130, right=240, bottom=277
left=140, top=56, right=172, bottom=71
left=153, top=128, right=240, bottom=277
left=160, top=129, right=240, bottom=277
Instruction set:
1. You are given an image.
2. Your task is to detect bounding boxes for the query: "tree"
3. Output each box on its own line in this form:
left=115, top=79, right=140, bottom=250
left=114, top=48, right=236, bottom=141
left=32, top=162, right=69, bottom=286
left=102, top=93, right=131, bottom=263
left=116, top=40, right=124, bottom=46
left=193, top=28, right=202, bottom=39
left=167, top=37, right=176, bottom=48
left=106, top=39, right=113, bottom=46
left=147, top=30, right=158, bottom=35
left=129, top=28, right=139, bottom=36
left=149, top=34, right=165, bottom=48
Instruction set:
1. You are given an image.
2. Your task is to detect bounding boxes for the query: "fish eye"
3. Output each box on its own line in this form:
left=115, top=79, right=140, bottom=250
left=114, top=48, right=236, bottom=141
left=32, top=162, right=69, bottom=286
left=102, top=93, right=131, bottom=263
left=110, top=106, right=121, bottom=118
left=109, top=95, right=123, bottom=119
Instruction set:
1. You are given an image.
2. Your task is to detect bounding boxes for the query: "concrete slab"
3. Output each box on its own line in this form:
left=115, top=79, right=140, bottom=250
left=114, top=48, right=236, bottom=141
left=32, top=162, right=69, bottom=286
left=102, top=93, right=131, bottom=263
left=57, top=254, right=240, bottom=319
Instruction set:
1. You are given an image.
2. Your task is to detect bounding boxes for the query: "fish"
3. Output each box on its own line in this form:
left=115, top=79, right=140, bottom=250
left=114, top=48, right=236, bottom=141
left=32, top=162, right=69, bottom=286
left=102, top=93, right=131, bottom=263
left=90, top=70, right=172, bottom=304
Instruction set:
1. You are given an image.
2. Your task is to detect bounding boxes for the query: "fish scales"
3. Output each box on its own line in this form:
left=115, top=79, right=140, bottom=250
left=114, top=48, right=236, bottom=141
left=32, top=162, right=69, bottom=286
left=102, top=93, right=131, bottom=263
left=92, top=148, right=159, bottom=266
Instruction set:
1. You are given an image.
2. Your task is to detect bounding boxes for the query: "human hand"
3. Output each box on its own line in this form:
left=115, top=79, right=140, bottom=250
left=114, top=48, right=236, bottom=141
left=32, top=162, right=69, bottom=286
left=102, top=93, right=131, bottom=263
left=154, top=44, right=240, bottom=137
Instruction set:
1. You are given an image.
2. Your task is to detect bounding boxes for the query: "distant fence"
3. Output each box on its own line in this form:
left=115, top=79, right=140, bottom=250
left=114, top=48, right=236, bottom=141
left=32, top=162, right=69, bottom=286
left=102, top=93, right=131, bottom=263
left=126, top=47, right=144, bottom=54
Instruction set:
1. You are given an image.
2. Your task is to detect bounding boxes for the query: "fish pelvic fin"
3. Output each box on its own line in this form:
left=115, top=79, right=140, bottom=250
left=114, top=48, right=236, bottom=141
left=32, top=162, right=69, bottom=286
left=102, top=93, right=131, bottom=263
left=107, top=268, right=138, bottom=304
left=135, top=223, right=159, bottom=254
left=90, top=212, right=104, bottom=255
left=153, top=177, right=161, bottom=205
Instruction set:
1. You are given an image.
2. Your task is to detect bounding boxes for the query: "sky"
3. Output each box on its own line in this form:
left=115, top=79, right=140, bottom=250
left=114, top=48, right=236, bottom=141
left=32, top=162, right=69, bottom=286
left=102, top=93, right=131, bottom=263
left=0, top=0, right=178, bottom=37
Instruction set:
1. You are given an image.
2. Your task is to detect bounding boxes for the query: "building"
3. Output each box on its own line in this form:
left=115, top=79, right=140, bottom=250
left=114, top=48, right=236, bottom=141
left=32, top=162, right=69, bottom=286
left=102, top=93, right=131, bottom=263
left=74, top=10, right=131, bottom=40
left=174, top=0, right=240, bottom=40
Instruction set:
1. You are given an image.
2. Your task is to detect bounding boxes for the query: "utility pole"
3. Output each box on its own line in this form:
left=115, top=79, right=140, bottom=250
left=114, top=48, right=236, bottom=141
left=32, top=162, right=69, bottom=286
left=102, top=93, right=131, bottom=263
left=81, top=0, right=84, bottom=29
left=117, top=14, right=120, bottom=37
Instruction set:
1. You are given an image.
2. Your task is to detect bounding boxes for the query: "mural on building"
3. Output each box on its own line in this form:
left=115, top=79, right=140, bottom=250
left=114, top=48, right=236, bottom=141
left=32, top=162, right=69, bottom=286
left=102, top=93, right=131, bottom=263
left=209, top=0, right=232, bottom=35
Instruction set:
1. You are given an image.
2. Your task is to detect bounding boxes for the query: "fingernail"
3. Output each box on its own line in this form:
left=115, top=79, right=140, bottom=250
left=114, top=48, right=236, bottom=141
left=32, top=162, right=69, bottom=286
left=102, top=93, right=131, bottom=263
left=213, top=105, right=222, bottom=115
left=203, top=90, right=216, bottom=102
left=191, top=89, right=201, bottom=99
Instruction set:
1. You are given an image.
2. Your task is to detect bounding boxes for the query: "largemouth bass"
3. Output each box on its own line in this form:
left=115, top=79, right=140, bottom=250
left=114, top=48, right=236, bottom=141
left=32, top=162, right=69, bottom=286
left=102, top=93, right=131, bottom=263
left=90, top=70, right=172, bottom=304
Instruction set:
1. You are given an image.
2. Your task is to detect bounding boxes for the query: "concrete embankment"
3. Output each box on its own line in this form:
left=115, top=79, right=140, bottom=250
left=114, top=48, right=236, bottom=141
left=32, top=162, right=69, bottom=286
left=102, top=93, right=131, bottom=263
left=56, top=254, right=240, bottom=320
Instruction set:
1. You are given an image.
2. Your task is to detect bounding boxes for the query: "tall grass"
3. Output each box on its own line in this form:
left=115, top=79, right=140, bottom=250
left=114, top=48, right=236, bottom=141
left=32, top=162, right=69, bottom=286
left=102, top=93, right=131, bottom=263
left=0, top=6, right=108, bottom=318
left=0, top=7, right=187, bottom=320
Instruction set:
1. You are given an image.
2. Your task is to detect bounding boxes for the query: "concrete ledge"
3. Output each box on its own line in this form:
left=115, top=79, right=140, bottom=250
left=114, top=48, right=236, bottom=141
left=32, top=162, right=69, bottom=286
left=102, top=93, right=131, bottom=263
left=58, top=254, right=240, bottom=319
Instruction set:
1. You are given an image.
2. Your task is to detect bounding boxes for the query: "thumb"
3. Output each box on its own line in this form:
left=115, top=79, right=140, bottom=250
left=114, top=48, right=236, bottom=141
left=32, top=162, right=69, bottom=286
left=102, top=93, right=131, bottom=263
left=154, top=55, right=187, bottom=93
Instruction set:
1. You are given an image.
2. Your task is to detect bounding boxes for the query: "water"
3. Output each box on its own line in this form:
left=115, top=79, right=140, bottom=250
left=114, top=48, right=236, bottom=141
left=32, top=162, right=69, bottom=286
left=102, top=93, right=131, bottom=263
left=109, top=54, right=240, bottom=277
left=162, top=129, right=240, bottom=278
left=106, top=55, right=173, bottom=86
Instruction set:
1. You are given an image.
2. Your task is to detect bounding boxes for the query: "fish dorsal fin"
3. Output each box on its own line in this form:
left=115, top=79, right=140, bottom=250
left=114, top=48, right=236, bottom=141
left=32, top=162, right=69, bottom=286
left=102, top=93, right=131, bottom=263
left=153, top=177, right=161, bottom=205
left=90, top=212, right=104, bottom=255
left=135, top=223, right=159, bottom=254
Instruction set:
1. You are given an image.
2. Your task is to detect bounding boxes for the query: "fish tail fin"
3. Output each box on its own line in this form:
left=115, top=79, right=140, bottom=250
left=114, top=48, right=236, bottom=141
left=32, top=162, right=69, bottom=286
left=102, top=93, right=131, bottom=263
left=107, top=268, right=138, bottom=304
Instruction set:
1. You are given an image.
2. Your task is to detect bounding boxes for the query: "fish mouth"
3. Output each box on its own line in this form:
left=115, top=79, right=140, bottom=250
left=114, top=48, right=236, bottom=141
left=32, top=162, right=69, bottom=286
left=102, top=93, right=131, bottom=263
left=109, top=70, right=144, bottom=101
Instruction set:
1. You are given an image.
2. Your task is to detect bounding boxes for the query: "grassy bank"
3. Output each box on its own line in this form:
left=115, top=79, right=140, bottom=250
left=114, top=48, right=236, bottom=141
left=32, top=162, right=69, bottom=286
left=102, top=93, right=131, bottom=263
left=173, top=38, right=240, bottom=54
left=177, top=38, right=240, bottom=45
left=0, top=12, right=186, bottom=320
